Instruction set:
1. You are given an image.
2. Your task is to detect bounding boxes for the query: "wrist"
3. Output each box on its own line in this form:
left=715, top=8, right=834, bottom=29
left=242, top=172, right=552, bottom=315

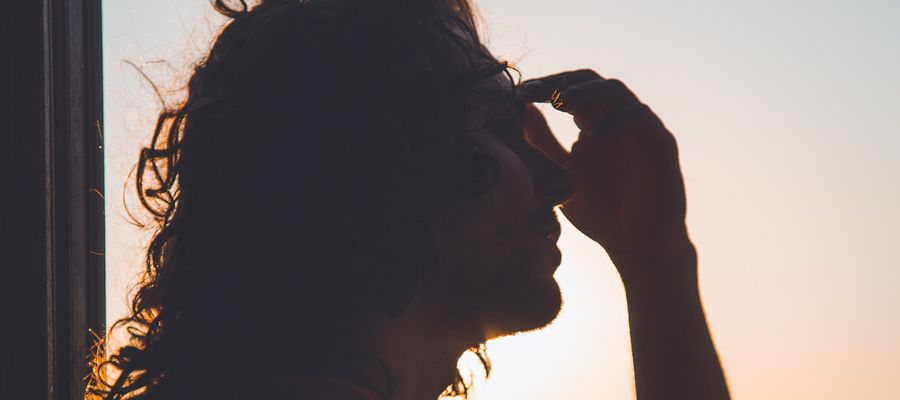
left=617, top=241, right=704, bottom=323
left=611, top=234, right=698, bottom=292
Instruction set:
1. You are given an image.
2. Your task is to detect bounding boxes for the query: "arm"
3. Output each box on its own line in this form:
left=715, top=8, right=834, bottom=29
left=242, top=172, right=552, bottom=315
left=616, top=237, right=729, bottom=400
left=521, top=69, right=730, bottom=399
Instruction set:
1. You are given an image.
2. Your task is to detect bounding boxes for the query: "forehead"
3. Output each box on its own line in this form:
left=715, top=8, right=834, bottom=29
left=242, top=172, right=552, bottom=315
left=443, top=24, right=524, bottom=125
left=467, top=71, right=524, bottom=124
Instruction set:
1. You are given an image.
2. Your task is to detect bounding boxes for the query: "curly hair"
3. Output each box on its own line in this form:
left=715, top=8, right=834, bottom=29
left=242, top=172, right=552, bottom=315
left=88, top=0, right=518, bottom=398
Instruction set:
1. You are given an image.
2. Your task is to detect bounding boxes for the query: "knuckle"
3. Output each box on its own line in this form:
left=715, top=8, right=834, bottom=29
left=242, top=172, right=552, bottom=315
left=573, top=69, right=602, bottom=79
left=630, top=102, right=653, bottom=115
left=559, top=86, right=579, bottom=100
left=605, top=78, right=628, bottom=93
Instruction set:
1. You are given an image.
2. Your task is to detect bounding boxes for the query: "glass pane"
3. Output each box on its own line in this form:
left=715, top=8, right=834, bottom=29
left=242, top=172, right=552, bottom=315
left=102, top=2, right=900, bottom=400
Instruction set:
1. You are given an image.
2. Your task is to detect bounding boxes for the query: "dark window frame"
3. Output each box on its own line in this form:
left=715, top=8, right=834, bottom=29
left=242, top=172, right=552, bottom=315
left=2, top=1, right=105, bottom=399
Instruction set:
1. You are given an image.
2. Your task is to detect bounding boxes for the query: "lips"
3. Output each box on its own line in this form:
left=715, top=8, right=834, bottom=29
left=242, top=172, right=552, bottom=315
left=535, top=213, right=563, bottom=270
left=541, top=224, right=561, bottom=242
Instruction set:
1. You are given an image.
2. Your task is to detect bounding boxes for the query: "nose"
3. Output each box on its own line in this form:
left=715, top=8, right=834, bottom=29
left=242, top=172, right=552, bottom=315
left=535, top=154, right=576, bottom=207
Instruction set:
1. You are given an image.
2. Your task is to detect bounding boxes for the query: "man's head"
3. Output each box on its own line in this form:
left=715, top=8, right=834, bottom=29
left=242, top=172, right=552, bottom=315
left=93, top=0, right=573, bottom=398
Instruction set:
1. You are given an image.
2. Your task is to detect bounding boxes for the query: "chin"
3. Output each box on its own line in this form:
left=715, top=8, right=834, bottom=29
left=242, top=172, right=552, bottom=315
left=482, top=276, right=563, bottom=339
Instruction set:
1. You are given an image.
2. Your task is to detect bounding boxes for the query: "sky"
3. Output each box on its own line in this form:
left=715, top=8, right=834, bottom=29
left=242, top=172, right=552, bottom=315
left=102, top=1, right=900, bottom=399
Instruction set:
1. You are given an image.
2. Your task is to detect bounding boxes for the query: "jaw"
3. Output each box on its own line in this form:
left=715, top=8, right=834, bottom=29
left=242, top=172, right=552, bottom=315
left=478, top=276, right=563, bottom=340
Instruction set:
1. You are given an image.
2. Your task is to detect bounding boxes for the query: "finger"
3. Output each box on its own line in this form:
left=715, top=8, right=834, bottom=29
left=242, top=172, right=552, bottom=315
left=523, top=102, right=569, bottom=165
left=581, top=102, right=657, bottom=141
left=555, top=79, right=640, bottom=114
left=520, top=69, right=604, bottom=103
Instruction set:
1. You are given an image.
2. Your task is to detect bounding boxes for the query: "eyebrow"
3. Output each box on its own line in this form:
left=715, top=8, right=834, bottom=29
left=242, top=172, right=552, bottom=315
left=474, top=100, right=527, bottom=141
left=467, top=76, right=526, bottom=130
left=490, top=93, right=526, bottom=125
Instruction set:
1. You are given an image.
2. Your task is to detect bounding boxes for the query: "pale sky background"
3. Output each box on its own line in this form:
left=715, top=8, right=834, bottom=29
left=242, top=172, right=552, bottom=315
left=102, top=1, right=900, bottom=399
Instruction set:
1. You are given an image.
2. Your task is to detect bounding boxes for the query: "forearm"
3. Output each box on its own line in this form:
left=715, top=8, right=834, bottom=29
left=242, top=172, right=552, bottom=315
left=615, top=241, right=730, bottom=400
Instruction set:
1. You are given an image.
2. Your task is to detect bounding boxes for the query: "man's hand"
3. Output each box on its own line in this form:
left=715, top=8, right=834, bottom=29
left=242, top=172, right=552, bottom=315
left=521, top=69, right=691, bottom=282
left=522, top=69, right=730, bottom=400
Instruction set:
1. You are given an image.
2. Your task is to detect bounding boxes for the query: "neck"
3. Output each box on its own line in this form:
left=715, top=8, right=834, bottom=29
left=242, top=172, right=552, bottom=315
left=369, top=306, right=484, bottom=400
left=266, top=307, right=486, bottom=400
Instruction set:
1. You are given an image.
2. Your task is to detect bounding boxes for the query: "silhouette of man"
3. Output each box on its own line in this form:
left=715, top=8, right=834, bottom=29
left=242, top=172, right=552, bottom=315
left=90, top=1, right=729, bottom=399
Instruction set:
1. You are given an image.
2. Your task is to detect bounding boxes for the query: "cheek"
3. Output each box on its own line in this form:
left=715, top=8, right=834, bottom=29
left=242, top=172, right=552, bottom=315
left=464, top=144, right=537, bottom=255
left=427, top=142, right=538, bottom=272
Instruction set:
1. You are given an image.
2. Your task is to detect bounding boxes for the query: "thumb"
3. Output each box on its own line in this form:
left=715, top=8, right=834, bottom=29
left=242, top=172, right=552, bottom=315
left=523, top=103, right=569, bottom=165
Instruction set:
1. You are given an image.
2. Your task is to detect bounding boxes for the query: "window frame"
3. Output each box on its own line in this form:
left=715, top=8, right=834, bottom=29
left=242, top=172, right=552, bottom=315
left=1, top=1, right=105, bottom=399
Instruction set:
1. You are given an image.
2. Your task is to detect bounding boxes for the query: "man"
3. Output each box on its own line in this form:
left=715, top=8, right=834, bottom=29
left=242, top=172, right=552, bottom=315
left=90, top=0, right=729, bottom=399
